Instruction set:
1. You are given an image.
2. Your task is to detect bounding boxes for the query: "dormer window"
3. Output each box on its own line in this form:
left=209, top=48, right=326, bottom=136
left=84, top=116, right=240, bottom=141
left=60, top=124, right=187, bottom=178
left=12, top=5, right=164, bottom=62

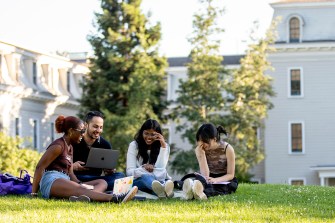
left=67, top=71, right=71, bottom=93
left=289, top=17, right=300, bottom=43
left=32, top=62, right=37, bottom=85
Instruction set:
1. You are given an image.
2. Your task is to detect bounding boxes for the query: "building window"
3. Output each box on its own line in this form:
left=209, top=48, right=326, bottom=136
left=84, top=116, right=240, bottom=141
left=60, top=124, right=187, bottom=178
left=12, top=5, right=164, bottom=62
left=15, top=117, right=20, bottom=136
left=32, top=119, right=39, bottom=150
left=67, top=71, right=71, bottom=93
left=289, top=68, right=303, bottom=97
left=50, top=122, right=55, bottom=142
left=32, top=62, right=37, bottom=85
left=168, top=74, right=180, bottom=101
left=289, top=122, right=304, bottom=154
left=289, top=17, right=300, bottom=43
left=289, top=178, right=305, bottom=186
left=328, top=178, right=335, bottom=186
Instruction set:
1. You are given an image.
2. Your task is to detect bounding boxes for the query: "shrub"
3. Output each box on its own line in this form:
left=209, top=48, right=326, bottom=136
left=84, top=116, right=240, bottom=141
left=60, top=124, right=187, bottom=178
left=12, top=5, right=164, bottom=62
left=0, top=132, right=41, bottom=175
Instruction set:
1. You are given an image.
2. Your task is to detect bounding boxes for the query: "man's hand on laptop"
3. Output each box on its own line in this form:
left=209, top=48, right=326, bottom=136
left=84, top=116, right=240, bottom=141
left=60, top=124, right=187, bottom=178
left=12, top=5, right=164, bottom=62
left=103, top=169, right=116, bottom=175
left=73, top=161, right=89, bottom=171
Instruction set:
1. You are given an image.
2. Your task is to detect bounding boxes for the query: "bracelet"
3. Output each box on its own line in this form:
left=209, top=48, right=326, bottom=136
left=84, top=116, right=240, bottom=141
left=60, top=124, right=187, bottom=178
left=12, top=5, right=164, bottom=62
left=31, top=193, right=38, bottom=196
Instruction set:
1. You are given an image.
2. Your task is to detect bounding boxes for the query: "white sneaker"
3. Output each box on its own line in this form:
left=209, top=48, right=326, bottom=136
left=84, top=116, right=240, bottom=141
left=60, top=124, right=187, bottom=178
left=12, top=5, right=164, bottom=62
left=164, top=180, right=174, bottom=198
left=182, top=178, right=194, bottom=200
left=152, top=180, right=166, bottom=198
left=69, top=195, right=91, bottom=202
left=192, top=180, right=207, bottom=200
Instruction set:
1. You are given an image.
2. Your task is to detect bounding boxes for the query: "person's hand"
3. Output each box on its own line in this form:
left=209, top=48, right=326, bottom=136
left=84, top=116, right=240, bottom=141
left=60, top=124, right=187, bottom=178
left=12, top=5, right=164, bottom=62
left=104, top=169, right=116, bottom=175
left=143, top=164, right=154, bottom=172
left=73, top=161, right=88, bottom=171
left=153, top=133, right=166, bottom=148
left=196, top=141, right=208, bottom=151
left=28, top=193, right=38, bottom=199
left=206, top=177, right=218, bottom=184
left=195, top=143, right=206, bottom=156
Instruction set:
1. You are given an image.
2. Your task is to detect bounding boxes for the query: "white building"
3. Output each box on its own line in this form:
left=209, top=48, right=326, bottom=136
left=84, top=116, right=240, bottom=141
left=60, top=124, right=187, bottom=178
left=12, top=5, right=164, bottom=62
left=256, top=0, right=335, bottom=186
left=0, top=40, right=88, bottom=152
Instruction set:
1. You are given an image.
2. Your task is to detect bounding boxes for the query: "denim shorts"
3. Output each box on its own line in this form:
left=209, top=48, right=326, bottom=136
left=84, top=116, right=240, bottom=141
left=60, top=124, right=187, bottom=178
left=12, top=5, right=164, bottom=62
left=40, top=170, right=70, bottom=198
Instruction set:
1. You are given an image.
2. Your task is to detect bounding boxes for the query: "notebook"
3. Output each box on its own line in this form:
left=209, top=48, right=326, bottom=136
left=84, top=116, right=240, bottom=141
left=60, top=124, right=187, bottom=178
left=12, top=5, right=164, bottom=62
left=194, top=172, right=231, bottom=185
left=84, top=147, right=120, bottom=169
left=113, top=176, right=134, bottom=195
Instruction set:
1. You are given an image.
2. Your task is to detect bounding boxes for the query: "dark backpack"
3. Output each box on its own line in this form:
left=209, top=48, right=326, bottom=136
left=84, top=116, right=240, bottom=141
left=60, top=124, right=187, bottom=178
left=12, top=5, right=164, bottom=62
left=174, top=173, right=238, bottom=197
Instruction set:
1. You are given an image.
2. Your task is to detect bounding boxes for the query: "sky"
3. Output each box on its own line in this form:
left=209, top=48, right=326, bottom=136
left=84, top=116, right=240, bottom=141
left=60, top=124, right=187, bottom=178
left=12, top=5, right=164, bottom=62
left=0, top=0, right=274, bottom=57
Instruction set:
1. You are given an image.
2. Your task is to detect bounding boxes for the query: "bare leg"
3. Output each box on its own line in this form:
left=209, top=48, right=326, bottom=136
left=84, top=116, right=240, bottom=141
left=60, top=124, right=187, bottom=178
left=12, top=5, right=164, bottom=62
left=82, top=179, right=107, bottom=192
left=50, top=178, right=114, bottom=202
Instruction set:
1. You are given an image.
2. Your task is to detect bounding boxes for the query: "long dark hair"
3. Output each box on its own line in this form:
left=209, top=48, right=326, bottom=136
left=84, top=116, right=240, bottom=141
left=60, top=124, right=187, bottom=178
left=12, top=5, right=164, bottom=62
left=134, top=119, right=163, bottom=165
left=196, top=123, right=228, bottom=144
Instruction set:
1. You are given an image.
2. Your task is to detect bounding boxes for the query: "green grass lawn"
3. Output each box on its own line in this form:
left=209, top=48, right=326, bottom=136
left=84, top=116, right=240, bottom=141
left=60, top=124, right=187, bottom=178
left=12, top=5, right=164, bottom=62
left=0, top=183, right=334, bottom=222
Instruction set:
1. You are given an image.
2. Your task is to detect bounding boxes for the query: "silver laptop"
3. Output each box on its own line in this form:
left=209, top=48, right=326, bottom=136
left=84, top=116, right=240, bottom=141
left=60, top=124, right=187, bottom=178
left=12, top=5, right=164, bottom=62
left=84, top=147, right=120, bottom=169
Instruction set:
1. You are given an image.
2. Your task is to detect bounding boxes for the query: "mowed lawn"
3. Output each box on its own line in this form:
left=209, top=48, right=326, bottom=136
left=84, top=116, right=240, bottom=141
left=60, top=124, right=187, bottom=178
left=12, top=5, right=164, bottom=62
left=0, top=183, right=334, bottom=222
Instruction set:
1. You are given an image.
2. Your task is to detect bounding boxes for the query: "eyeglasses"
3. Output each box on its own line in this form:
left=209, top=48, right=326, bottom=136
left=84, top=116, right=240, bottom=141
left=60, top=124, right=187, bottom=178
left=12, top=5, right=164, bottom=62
left=74, top=128, right=86, bottom=134
left=143, top=131, right=157, bottom=138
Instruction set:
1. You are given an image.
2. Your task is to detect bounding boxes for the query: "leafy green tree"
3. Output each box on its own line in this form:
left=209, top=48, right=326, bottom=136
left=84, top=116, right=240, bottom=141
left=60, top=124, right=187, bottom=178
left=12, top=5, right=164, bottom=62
left=0, top=132, right=41, bottom=175
left=171, top=1, right=277, bottom=180
left=225, top=21, right=277, bottom=179
left=80, top=0, right=167, bottom=170
left=170, top=0, right=228, bottom=172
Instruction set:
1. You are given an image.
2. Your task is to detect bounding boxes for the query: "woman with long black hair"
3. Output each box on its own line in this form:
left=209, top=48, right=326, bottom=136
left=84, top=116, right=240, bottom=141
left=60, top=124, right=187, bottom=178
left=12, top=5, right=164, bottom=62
left=126, top=119, right=174, bottom=198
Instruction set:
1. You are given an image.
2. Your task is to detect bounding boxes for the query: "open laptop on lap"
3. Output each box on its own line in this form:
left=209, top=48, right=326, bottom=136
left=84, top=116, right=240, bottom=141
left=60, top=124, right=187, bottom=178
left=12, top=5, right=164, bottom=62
left=84, top=147, right=120, bottom=169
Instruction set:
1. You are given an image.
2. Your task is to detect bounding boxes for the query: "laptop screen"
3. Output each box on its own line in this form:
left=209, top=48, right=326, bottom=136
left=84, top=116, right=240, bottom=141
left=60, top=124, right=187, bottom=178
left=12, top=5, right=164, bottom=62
left=84, top=148, right=120, bottom=169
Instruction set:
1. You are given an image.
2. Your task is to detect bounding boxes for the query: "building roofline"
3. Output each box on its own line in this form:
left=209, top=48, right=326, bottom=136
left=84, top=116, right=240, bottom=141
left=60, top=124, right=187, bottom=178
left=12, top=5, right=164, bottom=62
left=271, top=0, right=335, bottom=7
left=167, top=55, right=244, bottom=67
left=0, top=39, right=71, bottom=62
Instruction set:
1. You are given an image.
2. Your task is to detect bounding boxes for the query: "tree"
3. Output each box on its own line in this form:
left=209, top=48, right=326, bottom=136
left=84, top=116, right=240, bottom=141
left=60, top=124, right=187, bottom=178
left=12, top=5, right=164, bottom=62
left=171, top=0, right=278, bottom=180
left=80, top=0, right=167, bottom=170
left=170, top=0, right=228, bottom=173
left=225, top=21, right=277, bottom=180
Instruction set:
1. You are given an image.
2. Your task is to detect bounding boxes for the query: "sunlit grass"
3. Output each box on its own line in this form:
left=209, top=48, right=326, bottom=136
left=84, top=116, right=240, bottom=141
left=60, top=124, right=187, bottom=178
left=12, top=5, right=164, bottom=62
left=0, top=184, right=334, bottom=222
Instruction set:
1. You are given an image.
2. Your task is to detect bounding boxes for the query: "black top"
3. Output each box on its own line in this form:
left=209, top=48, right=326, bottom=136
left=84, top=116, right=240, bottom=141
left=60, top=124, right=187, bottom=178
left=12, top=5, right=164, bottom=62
left=73, top=136, right=112, bottom=176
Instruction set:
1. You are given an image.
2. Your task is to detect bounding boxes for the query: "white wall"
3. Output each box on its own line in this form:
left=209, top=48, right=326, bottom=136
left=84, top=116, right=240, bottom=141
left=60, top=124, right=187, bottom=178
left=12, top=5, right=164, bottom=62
left=0, top=41, right=87, bottom=152
left=265, top=50, right=335, bottom=185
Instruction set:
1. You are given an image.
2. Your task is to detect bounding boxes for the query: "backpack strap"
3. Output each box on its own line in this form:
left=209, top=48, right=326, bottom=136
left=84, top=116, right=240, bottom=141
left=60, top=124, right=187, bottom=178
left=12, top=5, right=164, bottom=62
left=180, top=173, right=196, bottom=181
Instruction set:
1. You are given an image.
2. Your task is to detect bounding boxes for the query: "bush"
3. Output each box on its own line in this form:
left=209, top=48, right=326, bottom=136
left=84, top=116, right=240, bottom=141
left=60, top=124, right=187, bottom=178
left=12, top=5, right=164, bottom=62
left=0, top=132, right=41, bottom=175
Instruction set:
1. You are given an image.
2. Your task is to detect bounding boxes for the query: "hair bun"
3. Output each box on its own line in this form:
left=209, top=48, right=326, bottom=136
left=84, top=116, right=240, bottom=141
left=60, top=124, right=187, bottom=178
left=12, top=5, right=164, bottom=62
left=55, top=115, right=66, bottom=133
left=217, top=125, right=228, bottom=136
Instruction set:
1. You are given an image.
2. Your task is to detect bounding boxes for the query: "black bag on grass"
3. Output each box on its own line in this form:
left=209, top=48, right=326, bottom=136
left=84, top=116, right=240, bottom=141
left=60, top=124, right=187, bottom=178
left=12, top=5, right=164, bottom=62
left=174, top=172, right=238, bottom=197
